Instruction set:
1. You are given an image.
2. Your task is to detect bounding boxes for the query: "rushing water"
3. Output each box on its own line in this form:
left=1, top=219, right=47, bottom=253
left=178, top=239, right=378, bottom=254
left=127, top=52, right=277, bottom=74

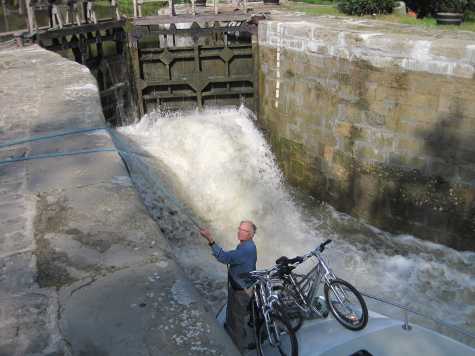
left=117, top=106, right=475, bottom=346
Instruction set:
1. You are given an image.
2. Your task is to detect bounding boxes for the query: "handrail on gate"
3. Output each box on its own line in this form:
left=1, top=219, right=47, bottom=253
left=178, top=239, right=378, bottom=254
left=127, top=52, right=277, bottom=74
left=360, top=291, right=475, bottom=340
left=20, top=0, right=121, bottom=33
left=132, top=0, right=244, bottom=18
left=2, top=0, right=255, bottom=39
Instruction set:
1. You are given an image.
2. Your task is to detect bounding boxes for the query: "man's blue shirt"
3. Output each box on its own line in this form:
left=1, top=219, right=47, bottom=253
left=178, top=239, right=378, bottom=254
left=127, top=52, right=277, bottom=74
left=211, top=239, right=257, bottom=288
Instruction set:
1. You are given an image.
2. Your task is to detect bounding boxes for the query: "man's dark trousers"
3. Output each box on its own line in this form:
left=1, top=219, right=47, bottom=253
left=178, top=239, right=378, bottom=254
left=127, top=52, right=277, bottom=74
left=226, top=283, right=254, bottom=353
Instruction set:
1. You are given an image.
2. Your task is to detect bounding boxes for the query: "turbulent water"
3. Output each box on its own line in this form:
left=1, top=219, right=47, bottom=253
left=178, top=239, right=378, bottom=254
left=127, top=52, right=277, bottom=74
left=118, top=106, right=475, bottom=346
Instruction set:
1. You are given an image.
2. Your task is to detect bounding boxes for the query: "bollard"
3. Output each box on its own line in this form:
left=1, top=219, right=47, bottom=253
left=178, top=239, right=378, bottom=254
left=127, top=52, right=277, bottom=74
left=402, top=310, right=412, bottom=331
left=393, top=1, right=407, bottom=17
left=14, top=33, right=24, bottom=47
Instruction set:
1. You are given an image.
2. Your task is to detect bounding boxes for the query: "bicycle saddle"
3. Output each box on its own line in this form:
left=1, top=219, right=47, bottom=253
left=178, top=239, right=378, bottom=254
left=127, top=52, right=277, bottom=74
left=276, top=256, right=303, bottom=265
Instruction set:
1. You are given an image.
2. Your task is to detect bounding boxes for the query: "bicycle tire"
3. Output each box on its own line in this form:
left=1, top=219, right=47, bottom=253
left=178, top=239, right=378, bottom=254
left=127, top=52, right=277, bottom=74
left=324, top=279, right=368, bottom=331
left=256, top=314, right=299, bottom=356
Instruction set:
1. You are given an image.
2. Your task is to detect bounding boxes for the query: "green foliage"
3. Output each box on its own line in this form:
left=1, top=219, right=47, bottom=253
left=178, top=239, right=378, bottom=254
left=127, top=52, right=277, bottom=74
left=337, top=0, right=394, bottom=15
left=292, top=0, right=335, bottom=4
left=406, top=0, right=475, bottom=16
left=436, top=0, right=468, bottom=12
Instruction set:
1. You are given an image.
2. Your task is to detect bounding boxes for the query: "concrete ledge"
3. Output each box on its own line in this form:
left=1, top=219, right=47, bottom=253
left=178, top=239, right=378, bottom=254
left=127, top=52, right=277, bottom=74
left=0, top=46, right=238, bottom=355
left=260, top=16, right=475, bottom=79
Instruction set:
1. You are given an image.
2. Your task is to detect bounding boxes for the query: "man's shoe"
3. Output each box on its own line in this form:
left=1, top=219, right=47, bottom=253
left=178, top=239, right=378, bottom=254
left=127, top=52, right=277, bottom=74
left=247, top=342, right=256, bottom=350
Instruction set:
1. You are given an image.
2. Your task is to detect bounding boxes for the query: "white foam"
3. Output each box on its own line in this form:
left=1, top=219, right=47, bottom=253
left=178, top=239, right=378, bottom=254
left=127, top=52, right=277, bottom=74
left=65, top=83, right=98, bottom=92
left=120, top=106, right=315, bottom=263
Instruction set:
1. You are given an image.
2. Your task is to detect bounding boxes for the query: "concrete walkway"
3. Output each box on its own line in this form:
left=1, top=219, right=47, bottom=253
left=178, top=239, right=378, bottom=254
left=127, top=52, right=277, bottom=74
left=0, top=45, right=239, bottom=356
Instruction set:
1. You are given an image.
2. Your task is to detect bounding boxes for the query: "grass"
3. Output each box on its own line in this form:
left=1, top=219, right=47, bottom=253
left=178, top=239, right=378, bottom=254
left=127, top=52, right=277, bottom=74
left=291, top=0, right=335, bottom=5
left=284, top=2, right=475, bottom=32
left=284, top=2, right=341, bottom=16
left=0, top=6, right=27, bottom=33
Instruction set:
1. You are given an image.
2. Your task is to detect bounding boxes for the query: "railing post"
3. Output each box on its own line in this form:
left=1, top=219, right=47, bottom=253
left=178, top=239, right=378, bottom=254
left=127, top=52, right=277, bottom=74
left=168, top=0, right=175, bottom=16
left=214, top=0, right=218, bottom=15
left=402, top=310, right=412, bottom=331
left=191, top=0, right=195, bottom=16
left=2, top=0, right=9, bottom=33
left=137, top=0, right=142, bottom=17
left=25, top=0, right=35, bottom=33
left=14, top=32, right=24, bottom=47
left=111, top=0, right=120, bottom=21
left=133, top=0, right=137, bottom=17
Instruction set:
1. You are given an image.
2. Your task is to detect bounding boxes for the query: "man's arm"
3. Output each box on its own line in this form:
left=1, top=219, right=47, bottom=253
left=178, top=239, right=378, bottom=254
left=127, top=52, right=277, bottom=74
left=199, top=227, right=241, bottom=265
left=210, top=243, right=241, bottom=265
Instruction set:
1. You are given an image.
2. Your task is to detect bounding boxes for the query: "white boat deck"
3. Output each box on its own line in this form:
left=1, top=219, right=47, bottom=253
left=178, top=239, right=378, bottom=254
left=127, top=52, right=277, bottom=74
left=297, top=314, right=474, bottom=356
left=217, top=305, right=475, bottom=356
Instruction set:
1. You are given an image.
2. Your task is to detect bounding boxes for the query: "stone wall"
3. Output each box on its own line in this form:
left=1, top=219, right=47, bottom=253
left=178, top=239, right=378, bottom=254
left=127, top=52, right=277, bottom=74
left=258, top=17, right=475, bottom=251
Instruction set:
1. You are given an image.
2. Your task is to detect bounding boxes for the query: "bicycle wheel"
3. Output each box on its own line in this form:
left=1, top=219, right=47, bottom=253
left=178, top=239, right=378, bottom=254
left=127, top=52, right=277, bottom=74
left=257, top=314, right=298, bottom=356
left=324, top=279, right=368, bottom=331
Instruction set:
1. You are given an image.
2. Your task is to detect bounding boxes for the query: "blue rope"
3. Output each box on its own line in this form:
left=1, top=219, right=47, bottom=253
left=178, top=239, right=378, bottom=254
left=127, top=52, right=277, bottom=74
left=0, top=148, right=117, bottom=165
left=0, top=127, right=204, bottom=229
left=0, top=127, right=109, bottom=149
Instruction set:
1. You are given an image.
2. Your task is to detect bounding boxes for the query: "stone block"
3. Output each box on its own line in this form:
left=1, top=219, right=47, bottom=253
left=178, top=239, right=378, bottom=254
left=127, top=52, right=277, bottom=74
left=332, top=163, right=351, bottom=181
left=360, top=110, right=386, bottom=127
left=456, top=147, right=475, bottom=166
left=397, top=120, right=420, bottom=136
left=333, top=149, right=353, bottom=170
left=323, top=145, right=334, bottom=163
left=388, top=152, right=426, bottom=171
left=425, top=157, right=451, bottom=178
left=335, top=122, right=353, bottom=138
left=285, top=24, right=313, bottom=39
left=355, top=144, right=386, bottom=163
left=397, top=137, right=422, bottom=153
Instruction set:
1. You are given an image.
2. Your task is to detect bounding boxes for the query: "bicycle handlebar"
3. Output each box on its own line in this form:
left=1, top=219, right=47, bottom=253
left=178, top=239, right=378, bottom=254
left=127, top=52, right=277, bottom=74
left=243, top=239, right=334, bottom=283
left=319, top=239, right=332, bottom=252
left=288, top=239, right=334, bottom=264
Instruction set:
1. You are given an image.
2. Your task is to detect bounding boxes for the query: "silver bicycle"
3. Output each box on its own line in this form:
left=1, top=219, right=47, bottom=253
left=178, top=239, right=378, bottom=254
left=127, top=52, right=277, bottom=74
left=245, top=267, right=299, bottom=356
left=275, top=239, right=368, bottom=331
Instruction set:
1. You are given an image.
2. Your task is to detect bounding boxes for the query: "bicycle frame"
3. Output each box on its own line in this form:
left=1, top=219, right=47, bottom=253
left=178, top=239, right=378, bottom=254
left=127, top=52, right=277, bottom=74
left=284, top=251, right=337, bottom=318
left=251, top=271, right=286, bottom=347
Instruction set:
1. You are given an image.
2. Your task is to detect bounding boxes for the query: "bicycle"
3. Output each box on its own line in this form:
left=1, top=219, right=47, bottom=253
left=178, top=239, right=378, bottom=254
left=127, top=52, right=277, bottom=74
left=275, top=239, right=368, bottom=331
left=243, top=267, right=299, bottom=356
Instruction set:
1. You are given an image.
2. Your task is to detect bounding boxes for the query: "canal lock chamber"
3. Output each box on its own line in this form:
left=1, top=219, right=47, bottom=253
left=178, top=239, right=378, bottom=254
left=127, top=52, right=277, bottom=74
left=36, top=14, right=475, bottom=347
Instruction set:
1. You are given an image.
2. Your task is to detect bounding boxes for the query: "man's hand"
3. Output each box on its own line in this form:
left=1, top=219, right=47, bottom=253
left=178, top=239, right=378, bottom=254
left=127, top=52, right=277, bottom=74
left=199, top=228, right=213, bottom=244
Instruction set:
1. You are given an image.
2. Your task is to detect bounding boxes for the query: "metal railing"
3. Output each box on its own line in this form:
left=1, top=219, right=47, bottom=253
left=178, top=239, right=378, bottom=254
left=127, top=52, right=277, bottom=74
left=360, top=292, right=475, bottom=341
left=133, top=0, right=249, bottom=18
left=1, top=0, right=255, bottom=38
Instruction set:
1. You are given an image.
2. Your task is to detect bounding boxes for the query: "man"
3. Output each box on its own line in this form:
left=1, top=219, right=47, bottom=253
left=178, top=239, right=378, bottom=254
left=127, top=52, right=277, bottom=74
left=199, top=221, right=257, bottom=352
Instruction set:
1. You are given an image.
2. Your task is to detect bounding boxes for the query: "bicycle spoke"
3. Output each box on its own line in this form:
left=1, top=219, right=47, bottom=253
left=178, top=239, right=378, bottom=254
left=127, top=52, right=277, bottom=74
left=326, top=280, right=368, bottom=330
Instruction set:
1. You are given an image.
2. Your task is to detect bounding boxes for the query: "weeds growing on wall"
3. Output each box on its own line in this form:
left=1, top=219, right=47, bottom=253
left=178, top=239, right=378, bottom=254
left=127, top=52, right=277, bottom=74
left=337, top=0, right=394, bottom=15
